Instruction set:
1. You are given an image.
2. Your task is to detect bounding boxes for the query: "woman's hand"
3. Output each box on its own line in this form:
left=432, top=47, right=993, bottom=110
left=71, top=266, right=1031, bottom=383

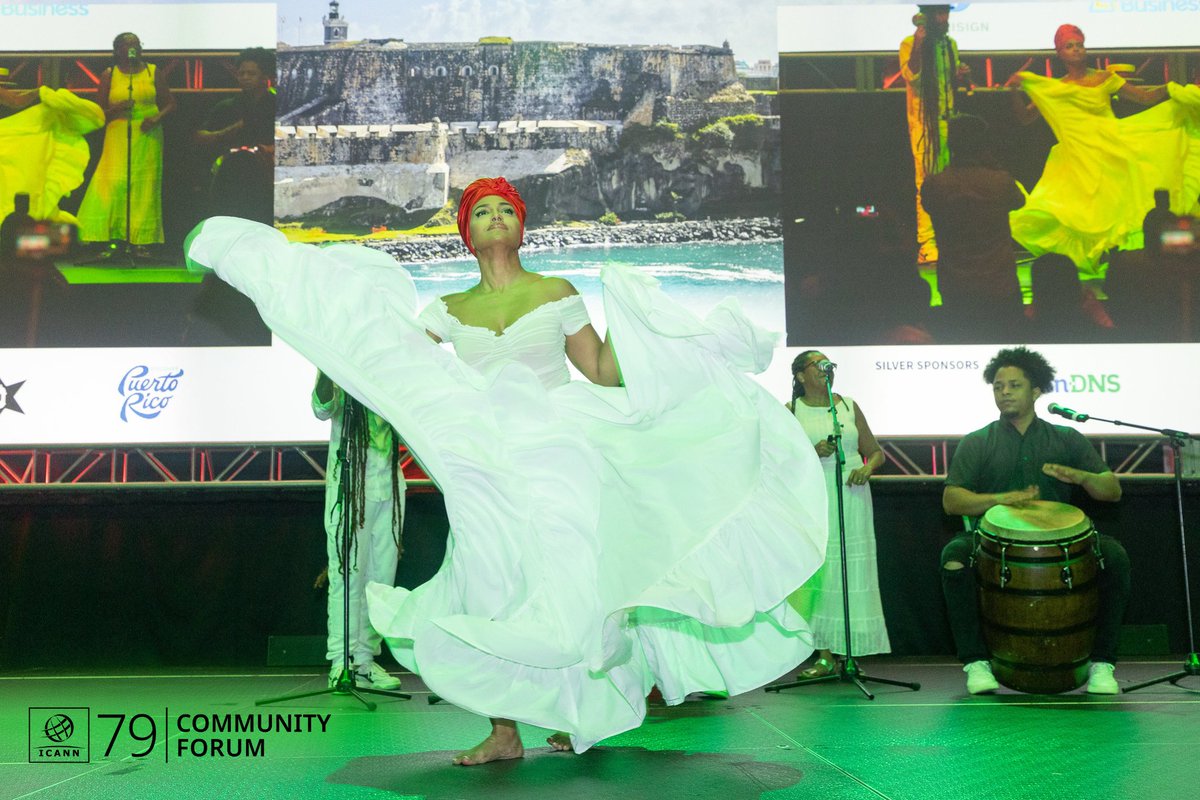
left=140, top=114, right=161, bottom=132
left=109, top=99, right=134, bottom=119
left=1004, top=58, right=1034, bottom=89
left=846, top=465, right=873, bottom=485
left=814, top=438, right=835, bottom=458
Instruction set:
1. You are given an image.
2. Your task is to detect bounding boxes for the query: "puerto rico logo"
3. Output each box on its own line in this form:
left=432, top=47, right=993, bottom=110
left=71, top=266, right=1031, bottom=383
left=118, top=365, right=184, bottom=422
left=0, top=375, right=23, bottom=416
left=29, top=708, right=89, bottom=763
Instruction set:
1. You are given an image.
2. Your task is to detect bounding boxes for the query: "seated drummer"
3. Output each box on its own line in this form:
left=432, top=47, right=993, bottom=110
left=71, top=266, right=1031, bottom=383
left=941, top=346, right=1127, bottom=695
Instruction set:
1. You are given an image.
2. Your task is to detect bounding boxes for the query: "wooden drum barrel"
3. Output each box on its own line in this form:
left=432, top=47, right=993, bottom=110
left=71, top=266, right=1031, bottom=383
left=975, top=501, right=1101, bottom=694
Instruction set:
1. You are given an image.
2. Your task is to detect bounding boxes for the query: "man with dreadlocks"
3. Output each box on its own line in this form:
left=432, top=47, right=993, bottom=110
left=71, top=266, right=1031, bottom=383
left=899, top=4, right=972, bottom=265
left=314, top=371, right=406, bottom=690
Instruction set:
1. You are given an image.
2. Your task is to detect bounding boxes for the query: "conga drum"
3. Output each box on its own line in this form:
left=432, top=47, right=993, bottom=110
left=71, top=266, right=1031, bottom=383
left=975, top=501, right=1101, bottom=694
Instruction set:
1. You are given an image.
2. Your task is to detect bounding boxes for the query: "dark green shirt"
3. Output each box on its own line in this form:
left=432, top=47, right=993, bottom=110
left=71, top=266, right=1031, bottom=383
left=202, top=89, right=276, bottom=151
left=946, top=416, right=1109, bottom=504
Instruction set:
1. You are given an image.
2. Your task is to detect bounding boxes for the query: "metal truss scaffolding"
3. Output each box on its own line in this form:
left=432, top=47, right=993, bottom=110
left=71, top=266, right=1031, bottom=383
left=0, top=436, right=1186, bottom=490
left=0, top=444, right=433, bottom=489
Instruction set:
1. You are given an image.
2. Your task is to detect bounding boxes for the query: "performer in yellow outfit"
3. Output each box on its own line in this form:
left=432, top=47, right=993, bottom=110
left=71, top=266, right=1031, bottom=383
left=0, top=86, right=104, bottom=223
left=77, top=32, right=175, bottom=247
left=899, top=5, right=971, bottom=265
left=1008, top=25, right=1200, bottom=282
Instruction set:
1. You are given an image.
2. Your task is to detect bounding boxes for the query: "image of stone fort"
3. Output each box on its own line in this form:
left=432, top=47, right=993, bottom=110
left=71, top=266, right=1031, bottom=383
left=275, top=24, right=780, bottom=228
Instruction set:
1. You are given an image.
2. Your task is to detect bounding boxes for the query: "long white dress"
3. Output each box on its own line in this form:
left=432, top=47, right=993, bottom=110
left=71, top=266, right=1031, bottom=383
left=184, top=217, right=828, bottom=752
left=788, top=396, right=891, bottom=656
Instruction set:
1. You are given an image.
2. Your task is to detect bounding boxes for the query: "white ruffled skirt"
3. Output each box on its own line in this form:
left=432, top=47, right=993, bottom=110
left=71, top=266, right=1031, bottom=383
left=185, top=217, right=828, bottom=751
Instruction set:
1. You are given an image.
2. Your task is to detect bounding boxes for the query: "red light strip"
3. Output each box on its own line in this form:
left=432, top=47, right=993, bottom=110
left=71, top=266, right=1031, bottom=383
left=71, top=452, right=109, bottom=484
left=75, top=60, right=100, bottom=84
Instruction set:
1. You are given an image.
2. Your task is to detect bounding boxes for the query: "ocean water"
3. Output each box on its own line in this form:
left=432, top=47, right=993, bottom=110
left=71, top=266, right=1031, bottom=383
left=406, top=240, right=786, bottom=332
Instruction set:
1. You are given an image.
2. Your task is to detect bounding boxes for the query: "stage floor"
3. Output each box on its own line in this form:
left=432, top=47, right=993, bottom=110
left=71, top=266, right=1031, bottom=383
left=3, top=658, right=1198, bottom=799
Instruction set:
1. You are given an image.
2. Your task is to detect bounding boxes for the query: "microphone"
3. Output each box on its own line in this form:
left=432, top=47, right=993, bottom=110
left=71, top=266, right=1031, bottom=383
left=1048, top=402, right=1089, bottom=423
left=815, top=360, right=836, bottom=376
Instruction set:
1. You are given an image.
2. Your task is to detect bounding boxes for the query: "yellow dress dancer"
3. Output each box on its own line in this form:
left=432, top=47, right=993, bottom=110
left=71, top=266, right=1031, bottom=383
left=1009, top=71, right=1200, bottom=280
left=0, top=87, right=104, bottom=223
left=77, top=64, right=164, bottom=244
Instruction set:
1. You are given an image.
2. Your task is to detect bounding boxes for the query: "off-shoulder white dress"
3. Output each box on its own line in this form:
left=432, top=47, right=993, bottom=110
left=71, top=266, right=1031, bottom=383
left=185, top=217, right=828, bottom=752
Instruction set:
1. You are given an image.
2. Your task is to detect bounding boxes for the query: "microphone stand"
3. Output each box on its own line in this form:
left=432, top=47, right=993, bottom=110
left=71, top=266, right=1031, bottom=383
left=1059, top=411, right=1200, bottom=693
left=766, top=368, right=921, bottom=699
left=257, top=422, right=409, bottom=709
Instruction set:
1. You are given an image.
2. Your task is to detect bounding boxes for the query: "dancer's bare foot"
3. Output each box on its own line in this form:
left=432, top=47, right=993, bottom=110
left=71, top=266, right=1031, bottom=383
left=546, top=732, right=573, bottom=752
left=453, top=721, right=524, bottom=766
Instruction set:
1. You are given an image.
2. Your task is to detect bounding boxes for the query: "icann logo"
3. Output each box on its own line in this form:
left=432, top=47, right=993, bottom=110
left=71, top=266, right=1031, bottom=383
left=29, top=707, right=89, bottom=763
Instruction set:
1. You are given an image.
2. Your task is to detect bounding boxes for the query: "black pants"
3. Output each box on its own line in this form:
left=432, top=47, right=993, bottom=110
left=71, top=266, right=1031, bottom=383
left=940, top=532, right=1131, bottom=665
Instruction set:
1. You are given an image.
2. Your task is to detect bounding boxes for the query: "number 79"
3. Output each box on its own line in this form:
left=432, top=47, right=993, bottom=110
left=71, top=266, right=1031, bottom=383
left=98, top=713, right=157, bottom=758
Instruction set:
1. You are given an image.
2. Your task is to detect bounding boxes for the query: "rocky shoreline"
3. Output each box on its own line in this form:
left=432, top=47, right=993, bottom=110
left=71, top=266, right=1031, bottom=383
left=374, top=216, right=781, bottom=263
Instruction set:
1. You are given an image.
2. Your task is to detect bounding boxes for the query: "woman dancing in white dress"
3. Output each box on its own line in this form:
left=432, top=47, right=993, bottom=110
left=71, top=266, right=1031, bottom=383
left=184, top=177, right=828, bottom=765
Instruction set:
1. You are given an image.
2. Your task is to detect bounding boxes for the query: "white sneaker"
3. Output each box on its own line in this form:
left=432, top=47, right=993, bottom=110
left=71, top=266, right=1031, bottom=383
left=328, top=663, right=345, bottom=687
left=357, top=661, right=402, bottom=690
left=964, top=660, right=999, bottom=694
left=1086, top=662, right=1120, bottom=695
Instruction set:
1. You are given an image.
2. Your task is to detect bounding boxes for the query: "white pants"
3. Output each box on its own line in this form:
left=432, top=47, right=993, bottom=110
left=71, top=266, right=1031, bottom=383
left=325, top=496, right=403, bottom=664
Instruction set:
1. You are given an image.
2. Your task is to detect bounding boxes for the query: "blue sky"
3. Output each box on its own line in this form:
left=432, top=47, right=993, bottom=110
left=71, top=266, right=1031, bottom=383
left=273, top=0, right=779, bottom=61
left=82, top=0, right=783, bottom=63
left=79, top=1, right=1045, bottom=64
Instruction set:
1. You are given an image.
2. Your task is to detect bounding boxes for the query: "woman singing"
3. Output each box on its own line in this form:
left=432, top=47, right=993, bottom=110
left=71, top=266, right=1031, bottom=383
left=184, top=178, right=828, bottom=764
left=77, top=32, right=175, bottom=252
left=786, top=352, right=890, bottom=678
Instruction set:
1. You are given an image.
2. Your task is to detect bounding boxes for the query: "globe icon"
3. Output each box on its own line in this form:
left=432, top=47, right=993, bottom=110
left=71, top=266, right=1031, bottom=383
left=43, top=715, right=74, bottom=743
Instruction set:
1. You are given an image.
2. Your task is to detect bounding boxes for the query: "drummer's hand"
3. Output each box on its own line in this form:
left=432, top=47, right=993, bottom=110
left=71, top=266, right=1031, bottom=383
left=814, top=439, right=835, bottom=458
left=847, top=465, right=873, bottom=486
left=1043, top=463, right=1084, bottom=485
left=996, top=485, right=1039, bottom=507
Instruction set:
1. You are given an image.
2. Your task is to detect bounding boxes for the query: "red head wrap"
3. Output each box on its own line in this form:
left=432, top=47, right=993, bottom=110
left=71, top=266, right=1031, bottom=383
left=1054, top=24, right=1084, bottom=51
left=456, top=177, right=527, bottom=254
